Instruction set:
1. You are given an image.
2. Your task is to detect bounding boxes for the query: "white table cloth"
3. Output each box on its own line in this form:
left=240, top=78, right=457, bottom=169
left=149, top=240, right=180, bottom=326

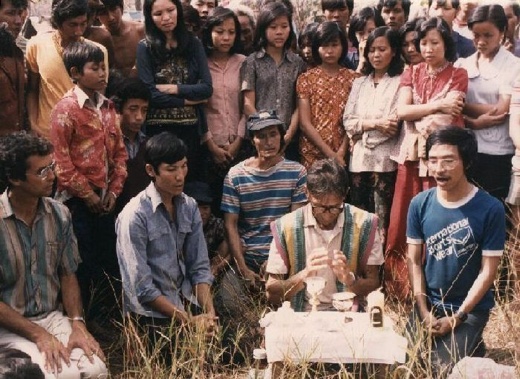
left=261, top=311, right=408, bottom=365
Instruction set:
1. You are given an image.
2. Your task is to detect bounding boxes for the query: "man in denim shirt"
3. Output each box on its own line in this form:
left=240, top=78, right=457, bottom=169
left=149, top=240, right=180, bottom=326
left=116, top=132, right=216, bottom=349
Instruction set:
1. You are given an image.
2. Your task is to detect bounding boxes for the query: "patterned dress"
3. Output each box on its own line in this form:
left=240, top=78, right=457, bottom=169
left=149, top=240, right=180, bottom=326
left=296, top=66, right=357, bottom=169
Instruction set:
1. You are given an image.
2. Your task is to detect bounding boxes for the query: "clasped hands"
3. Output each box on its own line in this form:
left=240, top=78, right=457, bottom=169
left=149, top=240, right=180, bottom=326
left=304, top=249, right=354, bottom=286
left=421, top=311, right=461, bottom=337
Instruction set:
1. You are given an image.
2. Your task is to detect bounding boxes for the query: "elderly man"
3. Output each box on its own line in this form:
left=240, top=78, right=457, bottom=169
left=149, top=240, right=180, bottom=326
left=0, top=132, right=106, bottom=378
left=266, top=158, right=383, bottom=311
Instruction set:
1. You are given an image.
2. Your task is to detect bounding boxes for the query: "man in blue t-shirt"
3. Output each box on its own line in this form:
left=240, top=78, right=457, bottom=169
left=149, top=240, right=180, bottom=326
left=406, top=126, right=505, bottom=376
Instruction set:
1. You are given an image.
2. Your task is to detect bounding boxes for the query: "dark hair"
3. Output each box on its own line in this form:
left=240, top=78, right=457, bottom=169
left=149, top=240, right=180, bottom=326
left=0, top=0, right=28, bottom=9
left=509, top=2, right=520, bottom=18
left=254, top=2, right=295, bottom=51
left=348, top=7, right=385, bottom=49
left=299, top=22, right=319, bottom=50
left=145, top=132, right=188, bottom=173
left=312, top=21, right=348, bottom=65
left=0, top=346, right=45, bottom=379
left=398, top=17, right=425, bottom=64
left=307, top=158, right=348, bottom=198
left=321, top=0, right=354, bottom=14
left=110, top=77, right=151, bottom=112
left=63, top=41, right=105, bottom=79
left=182, top=4, right=201, bottom=33
left=0, top=132, right=53, bottom=191
left=377, top=0, right=411, bottom=18
left=143, top=0, right=192, bottom=60
left=51, top=0, right=89, bottom=28
left=99, top=0, right=124, bottom=10
left=202, top=6, right=242, bottom=55
left=260, top=0, right=294, bottom=15
left=416, top=16, right=457, bottom=62
left=468, top=5, right=508, bottom=33
left=361, top=26, right=403, bottom=76
left=428, top=0, right=459, bottom=9
left=426, top=126, right=477, bottom=175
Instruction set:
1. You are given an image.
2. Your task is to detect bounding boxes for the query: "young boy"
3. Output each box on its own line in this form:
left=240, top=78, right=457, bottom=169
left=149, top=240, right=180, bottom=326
left=50, top=40, right=127, bottom=320
left=110, top=77, right=151, bottom=214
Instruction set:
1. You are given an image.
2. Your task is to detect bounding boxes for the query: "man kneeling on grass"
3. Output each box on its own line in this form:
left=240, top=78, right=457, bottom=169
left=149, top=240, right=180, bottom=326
left=406, top=126, right=505, bottom=377
left=116, top=132, right=217, bottom=360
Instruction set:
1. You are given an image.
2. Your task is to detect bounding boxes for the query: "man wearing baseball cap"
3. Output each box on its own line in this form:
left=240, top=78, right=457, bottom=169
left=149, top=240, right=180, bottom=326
left=220, top=110, right=307, bottom=360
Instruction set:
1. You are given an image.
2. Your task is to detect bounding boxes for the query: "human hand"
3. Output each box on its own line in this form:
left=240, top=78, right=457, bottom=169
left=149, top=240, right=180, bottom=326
left=376, top=116, right=399, bottom=136
left=437, top=93, right=464, bottom=117
left=420, top=312, right=440, bottom=332
left=67, top=322, right=105, bottom=363
left=334, top=152, right=346, bottom=167
left=431, top=316, right=457, bottom=337
left=84, top=192, right=104, bottom=214
left=306, top=248, right=330, bottom=276
left=210, top=146, right=232, bottom=168
left=34, top=330, right=70, bottom=374
left=156, top=84, right=178, bottom=95
left=330, top=250, right=352, bottom=285
left=239, top=266, right=263, bottom=290
left=473, top=107, right=508, bottom=130
left=191, top=314, right=219, bottom=340
left=102, top=192, right=116, bottom=213
left=185, top=99, right=208, bottom=105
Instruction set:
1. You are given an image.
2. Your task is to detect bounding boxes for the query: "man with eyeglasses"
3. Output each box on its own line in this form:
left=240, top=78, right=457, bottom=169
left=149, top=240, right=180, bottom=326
left=406, top=126, right=505, bottom=376
left=265, top=158, right=383, bottom=311
left=0, top=132, right=107, bottom=378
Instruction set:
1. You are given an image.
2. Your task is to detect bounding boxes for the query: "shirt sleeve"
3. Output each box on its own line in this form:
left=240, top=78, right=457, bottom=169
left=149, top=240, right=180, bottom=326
left=107, top=106, right=128, bottom=196
left=450, top=67, right=469, bottom=94
left=116, top=208, right=163, bottom=305
left=400, top=66, right=413, bottom=88
left=25, top=39, right=39, bottom=74
left=221, top=170, right=241, bottom=214
left=57, top=204, right=81, bottom=275
left=406, top=195, right=424, bottom=244
left=482, top=200, right=506, bottom=257
left=136, top=41, right=185, bottom=108
left=265, top=238, right=289, bottom=275
left=50, top=100, right=94, bottom=198
left=240, top=55, right=256, bottom=92
left=366, top=228, right=384, bottom=265
left=291, top=165, right=308, bottom=204
left=184, top=203, right=214, bottom=286
left=296, top=71, right=310, bottom=99
left=343, top=77, right=363, bottom=137
left=177, top=37, right=213, bottom=101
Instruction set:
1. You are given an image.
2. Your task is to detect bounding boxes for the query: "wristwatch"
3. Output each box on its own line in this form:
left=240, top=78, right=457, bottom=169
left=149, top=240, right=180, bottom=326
left=455, top=310, right=468, bottom=323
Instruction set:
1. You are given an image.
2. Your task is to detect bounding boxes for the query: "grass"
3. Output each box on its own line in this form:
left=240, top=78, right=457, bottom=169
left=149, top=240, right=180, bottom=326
left=90, top=246, right=520, bottom=379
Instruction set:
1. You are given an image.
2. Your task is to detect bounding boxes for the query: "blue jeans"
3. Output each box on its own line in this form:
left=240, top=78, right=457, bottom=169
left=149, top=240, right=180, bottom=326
left=407, top=305, right=489, bottom=378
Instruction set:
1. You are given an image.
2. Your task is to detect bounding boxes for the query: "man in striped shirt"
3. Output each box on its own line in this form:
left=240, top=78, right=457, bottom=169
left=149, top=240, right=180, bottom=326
left=0, top=132, right=106, bottom=378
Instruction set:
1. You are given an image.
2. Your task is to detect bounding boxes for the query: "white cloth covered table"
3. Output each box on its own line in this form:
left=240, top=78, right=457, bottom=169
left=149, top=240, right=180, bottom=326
left=261, top=311, right=407, bottom=364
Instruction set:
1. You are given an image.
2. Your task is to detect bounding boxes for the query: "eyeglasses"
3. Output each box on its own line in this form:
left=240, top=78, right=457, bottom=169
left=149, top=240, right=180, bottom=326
left=30, top=161, right=56, bottom=180
left=311, top=203, right=344, bottom=215
left=426, top=158, right=458, bottom=171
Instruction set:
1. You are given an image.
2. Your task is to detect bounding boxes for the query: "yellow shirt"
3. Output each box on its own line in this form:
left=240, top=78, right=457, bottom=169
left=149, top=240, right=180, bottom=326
left=26, top=32, right=109, bottom=139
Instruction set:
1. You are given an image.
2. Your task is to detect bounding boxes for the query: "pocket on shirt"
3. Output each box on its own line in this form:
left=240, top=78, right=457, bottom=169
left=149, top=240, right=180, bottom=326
left=46, top=241, right=62, bottom=271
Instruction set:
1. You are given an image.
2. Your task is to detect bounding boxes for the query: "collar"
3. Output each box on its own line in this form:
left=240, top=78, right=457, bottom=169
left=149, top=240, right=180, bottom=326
left=302, top=202, right=345, bottom=230
left=0, top=191, right=51, bottom=219
left=145, top=182, right=186, bottom=213
left=254, top=48, right=296, bottom=63
left=73, top=85, right=108, bottom=110
left=123, top=131, right=146, bottom=144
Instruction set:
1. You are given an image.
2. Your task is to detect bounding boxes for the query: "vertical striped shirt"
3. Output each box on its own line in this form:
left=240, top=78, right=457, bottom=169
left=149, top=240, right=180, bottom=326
left=221, top=158, right=307, bottom=259
left=0, top=192, right=80, bottom=318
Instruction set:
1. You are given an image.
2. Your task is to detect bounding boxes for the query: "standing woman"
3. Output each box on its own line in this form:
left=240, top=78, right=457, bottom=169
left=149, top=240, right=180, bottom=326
left=240, top=1, right=305, bottom=162
left=399, top=17, right=425, bottom=67
left=201, top=6, right=245, bottom=210
left=386, top=17, right=468, bottom=301
left=455, top=4, right=520, bottom=201
left=137, top=0, right=212, bottom=181
left=343, top=26, right=403, bottom=243
left=297, top=21, right=357, bottom=170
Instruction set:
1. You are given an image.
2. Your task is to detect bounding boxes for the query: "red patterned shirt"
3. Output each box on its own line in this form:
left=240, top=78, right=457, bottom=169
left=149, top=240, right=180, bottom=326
left=50, top=86, right=127, bottom=199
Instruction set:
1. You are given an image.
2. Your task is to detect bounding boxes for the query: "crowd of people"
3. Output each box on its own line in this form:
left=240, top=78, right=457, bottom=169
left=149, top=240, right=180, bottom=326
left=0, top=0, right=519, bottom=377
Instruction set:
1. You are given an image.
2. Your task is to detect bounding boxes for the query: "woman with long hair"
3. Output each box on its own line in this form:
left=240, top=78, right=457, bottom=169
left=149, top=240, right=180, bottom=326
left=137, top=0, right=212, bottom=181
left=386, top=17, right=468, bottom=301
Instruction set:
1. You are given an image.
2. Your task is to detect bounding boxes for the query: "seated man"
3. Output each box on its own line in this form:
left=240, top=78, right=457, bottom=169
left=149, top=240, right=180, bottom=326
left=407, top=126, right=505, bottom=377
left=116, top=132, right=216, bottom=349
left=0, top=132, right=106, bottom=378
left=266, top=158, right=383, bottom=311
